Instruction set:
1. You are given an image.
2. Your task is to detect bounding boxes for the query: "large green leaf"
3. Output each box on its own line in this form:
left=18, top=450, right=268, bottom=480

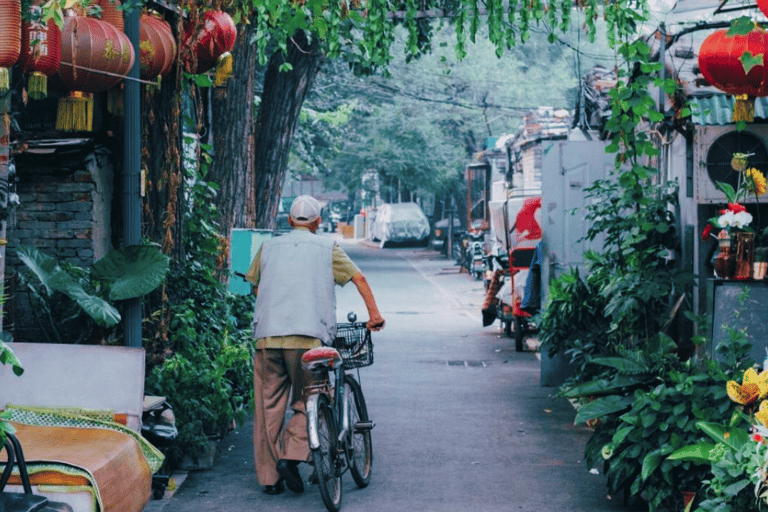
left=91, top=246, right=170, bottom=301
left=563, top=374, right=651, bottom=398
left=696, top=421, right=750, bottom=451
left=591, top=356, right=649, bottom=374
left=574, top=395, right=634, bottom=424
left=17, top=244, right=120, bottom=327
left=16, top=244, right=75, bottom=296
left=666, top=443, right=715, bottom=465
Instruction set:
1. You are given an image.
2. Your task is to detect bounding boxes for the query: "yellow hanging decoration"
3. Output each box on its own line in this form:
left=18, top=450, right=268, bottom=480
left=0, top=68, right=9, bottom=94
left=213, top=52, right=233, bottom=87
left=733, top=93, right=756, bottom=123
left=28, top=71, right=49, bottom=101
left=56, top=91, right=94, bottom=132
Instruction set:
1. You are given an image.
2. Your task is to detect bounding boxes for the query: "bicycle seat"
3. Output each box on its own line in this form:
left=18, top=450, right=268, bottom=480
left=301, top=347, right=342, bottom=372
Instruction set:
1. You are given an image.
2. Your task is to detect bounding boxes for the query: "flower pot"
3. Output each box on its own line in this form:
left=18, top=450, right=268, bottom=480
left=755, top=247, right=768, bottom=280
left=735, top=232, right=755, bottom=279
left=177, top=434, right=220, bottom=471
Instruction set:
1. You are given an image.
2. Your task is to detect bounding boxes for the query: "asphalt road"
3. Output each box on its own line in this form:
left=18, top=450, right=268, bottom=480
left=155, top=238, right=627, bottom=512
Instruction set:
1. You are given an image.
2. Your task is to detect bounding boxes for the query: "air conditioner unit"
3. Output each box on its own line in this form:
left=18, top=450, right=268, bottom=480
left=695, top=124, right=768, bottom=204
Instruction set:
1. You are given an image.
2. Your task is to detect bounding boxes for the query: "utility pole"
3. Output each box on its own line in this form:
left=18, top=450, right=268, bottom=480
left=123, top=10, right=142, bottom=348
left=0, top=77, right=9, bottom=332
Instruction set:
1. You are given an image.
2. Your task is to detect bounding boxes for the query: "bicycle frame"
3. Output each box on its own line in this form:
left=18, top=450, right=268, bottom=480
left=306, top=365, right=351, bottom=451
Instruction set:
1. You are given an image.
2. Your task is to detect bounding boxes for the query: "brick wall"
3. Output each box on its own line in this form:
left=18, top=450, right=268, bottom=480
left=6, top=145, right=114, bottom=343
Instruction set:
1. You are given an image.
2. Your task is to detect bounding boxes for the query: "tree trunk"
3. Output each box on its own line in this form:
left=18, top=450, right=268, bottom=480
left=210, top=23, right=259, bottom=234
left=252, top=31, right=322, bottom=229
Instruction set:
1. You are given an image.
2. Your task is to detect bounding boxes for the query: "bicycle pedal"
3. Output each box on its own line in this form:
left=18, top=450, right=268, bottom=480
left=353, top=421, right=375, bottom=432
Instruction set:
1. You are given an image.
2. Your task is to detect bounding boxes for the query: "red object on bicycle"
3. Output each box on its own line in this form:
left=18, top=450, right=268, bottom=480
left=301, top=347, right=342, bottom=371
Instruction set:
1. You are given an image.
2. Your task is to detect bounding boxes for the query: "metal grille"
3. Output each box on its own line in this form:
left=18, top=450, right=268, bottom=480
left=333, top=324, right=373, bottom=369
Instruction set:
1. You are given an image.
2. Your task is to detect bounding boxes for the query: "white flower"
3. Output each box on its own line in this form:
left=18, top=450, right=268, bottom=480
left=718, top=210, right=753, bottom=229
left=733, top=211, right=754, bottom=229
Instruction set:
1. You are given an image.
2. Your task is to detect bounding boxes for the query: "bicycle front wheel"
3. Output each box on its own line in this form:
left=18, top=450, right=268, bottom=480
left=312, top=394, right=342, bottom=512
left=346, top=376, right=372, bottom=488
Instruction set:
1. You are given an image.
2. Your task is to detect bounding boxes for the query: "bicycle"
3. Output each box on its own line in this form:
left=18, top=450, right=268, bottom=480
left=300, top=313, right=375, bottom=512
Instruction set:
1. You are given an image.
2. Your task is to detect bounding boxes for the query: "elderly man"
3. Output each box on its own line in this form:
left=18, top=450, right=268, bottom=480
left=246, top=195, right=385, bottom=495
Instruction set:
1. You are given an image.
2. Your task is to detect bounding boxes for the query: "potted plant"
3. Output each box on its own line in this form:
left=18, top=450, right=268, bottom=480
left=704, top=165, right=767, bottom=279
left=0, top=339, right=23, bottom=445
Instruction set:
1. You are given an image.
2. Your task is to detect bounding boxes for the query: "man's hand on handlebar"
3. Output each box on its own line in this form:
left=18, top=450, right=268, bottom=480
left=366, top=313, right=385, bottom=332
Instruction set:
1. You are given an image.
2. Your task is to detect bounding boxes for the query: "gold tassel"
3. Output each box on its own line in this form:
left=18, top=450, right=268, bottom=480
left=213, top=52, right=233, bottom=86
left=733, top=94, right=755, bottom=123
left=28, top=72, right=48, bottom=101
left=0, top=68, right=8, bottom=94
left=56, top=92, right=94, bottom=132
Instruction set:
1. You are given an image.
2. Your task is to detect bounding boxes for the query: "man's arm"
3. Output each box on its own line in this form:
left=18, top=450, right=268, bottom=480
left=351, top=271, right=385, bottom=331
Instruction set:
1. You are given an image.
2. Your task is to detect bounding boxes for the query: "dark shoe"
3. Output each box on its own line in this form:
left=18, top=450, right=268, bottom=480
left=263, top=479, right=284, bottom=495
left=277, top=459, right=304, bottom=494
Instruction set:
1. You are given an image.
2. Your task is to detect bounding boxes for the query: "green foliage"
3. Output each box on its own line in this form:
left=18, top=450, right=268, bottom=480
left=568, top=314, right=757, bottom=512
left=145, top=138, right=256, bottom=464
left=16, top=245, right=169, bottom=344
left=0, top=340, right=23, bottom=446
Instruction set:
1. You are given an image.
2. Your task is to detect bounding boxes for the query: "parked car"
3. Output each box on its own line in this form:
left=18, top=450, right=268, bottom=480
left=430, top=217, right=464, bottom=254
left=370, top=202, right=430, bottom=247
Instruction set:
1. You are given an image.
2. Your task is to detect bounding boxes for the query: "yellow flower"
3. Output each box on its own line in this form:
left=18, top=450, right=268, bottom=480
left=745, top=168, right=768, bottom=196
left=727, top=368, right=768, bottom=404
left=757, top=400, right=768, bottom=429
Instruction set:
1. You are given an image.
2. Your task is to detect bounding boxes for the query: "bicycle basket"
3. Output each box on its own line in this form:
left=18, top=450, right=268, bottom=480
left=333, top=324, right=373, bottom=369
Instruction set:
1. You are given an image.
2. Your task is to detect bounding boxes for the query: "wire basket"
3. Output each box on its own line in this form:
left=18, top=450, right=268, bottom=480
left=333, top=324, right=373, bottom=369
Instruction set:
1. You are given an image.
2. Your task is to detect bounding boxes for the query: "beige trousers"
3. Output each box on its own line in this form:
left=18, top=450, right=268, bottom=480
left=253, top=348, right=317, bottom=486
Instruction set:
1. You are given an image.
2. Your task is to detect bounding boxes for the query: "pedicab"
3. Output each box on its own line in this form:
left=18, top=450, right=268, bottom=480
left=482, top=196, right=542, bottom=351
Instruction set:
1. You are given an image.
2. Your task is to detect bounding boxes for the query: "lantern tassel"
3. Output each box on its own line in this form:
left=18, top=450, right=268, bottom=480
left=0, top=68, right=9, bottom=94
left=28, top=72, right=48, bottom=101
left=733, top=94, right=755, bottom=123
left=56, top=92, right=94, bottom=132
left=213, top=52, right=233, bottom=87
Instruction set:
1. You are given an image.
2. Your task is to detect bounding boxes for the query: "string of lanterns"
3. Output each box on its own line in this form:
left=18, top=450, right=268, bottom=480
left=0, top=0, right=237, bottom=132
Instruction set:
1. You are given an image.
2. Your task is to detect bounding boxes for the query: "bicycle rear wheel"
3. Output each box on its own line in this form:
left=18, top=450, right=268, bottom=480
left=346, top=376, right=372, bottom=488
left=312, top=394, right=342, bottom=512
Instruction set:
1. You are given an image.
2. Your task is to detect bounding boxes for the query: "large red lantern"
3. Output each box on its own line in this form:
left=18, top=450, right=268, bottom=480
left=89, top=0, right=124, bottom=32
left=140, top=12, right=176, bottom=80
left=18, top=2, right=61, bottom=100
left=56, top=16, right=134, bottom=131
left=699, top=28, right=768, bottom=122
left=758, top=0, right=768, bottom=18
left=181, top=10, right=236, bottom=75
left=0, top=0, right=21, bottom=93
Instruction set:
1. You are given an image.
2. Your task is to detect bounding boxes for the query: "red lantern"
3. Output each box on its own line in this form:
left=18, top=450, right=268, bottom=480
left=758, top=0, right=768, bottom=18
left=140, top=12, right=176, bottom=80
left=698, top=28, right=768, bottom=122
left=18, top=2, right=61, bottom=100
left=0, top=0, right=21, bottom=93
left=89, top=0, right=124, bottom=32
left=56, top=16, right=134, bottom=131
left=181, top=10, right=236, bottom=74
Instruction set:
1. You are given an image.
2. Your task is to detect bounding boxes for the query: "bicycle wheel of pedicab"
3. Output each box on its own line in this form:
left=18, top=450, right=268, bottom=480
left=345, top=376, right=372, bottom=487
left=313, top=394, right=342, bottom=512
left=514, top=316, right=525, bottom=352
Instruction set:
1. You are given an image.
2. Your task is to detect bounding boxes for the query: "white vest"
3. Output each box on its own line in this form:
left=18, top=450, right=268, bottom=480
left=253, top=229, right=337, bottom=345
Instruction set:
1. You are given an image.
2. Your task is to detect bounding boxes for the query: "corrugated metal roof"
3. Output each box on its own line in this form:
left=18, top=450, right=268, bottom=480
left=689, top=95, right=768, bottom=125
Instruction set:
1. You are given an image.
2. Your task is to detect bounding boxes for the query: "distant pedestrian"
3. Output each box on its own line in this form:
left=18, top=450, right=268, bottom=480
left=245, top=195, right=385, bottom=495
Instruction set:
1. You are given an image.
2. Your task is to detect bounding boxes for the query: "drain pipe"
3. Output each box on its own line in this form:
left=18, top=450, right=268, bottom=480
left=123, top=10, right=142, bottom=348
